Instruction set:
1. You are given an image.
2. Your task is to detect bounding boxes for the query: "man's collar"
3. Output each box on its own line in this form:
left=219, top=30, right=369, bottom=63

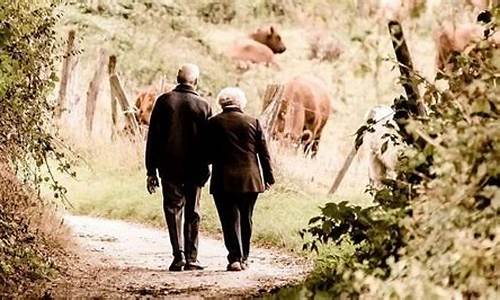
left=173, top=84, right=199, bottom=96
left=222, top=106, right=243, bottom=113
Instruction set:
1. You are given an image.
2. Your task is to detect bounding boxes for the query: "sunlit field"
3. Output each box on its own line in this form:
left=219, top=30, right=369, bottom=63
left=4, top=0, right=498, bottom=297
left=54, top=0, right=477, bottom=251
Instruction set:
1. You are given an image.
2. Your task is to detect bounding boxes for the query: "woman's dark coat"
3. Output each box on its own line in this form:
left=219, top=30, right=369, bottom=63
left=205, top=107, right=275, bottom=194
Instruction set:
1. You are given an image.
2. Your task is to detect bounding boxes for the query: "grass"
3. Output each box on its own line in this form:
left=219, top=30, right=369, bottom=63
left=51, top=0, right=478, bottom=253
left=57, top=136, right=369, bottom=252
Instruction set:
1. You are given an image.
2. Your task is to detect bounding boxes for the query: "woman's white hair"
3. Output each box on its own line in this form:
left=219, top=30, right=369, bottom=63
left=217, top=87, right=247, bottom=109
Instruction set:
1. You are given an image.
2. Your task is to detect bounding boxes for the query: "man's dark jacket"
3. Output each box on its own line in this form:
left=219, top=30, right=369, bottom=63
left=205, top=107, right=275, bottom=194
left=145, top=84, right=212, bottom=185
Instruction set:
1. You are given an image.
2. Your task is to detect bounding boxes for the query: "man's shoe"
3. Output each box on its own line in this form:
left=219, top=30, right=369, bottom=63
left=226, top=261, right=242, bottom=272
left=184, top=261, right=206, bottom=271
left=169, top=257, right=186, bottom=272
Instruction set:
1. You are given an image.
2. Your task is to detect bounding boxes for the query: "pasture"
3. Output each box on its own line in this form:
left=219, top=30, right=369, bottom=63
left=54, top=0, right=480, bottom=250
left=3, top=0, right=498, bottom=297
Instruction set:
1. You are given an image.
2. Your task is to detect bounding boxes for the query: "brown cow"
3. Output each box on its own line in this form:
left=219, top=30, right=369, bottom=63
left=273, top=75, right=332, bottom=157
left=134, top=82, right=175, bottom=126
left=228, top=25, right=286, bottom=69
left=434, top=19, right=499, bottom=72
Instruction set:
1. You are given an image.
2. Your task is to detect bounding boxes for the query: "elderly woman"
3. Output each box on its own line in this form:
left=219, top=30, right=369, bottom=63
left=206, top=87, right=275, bottom=272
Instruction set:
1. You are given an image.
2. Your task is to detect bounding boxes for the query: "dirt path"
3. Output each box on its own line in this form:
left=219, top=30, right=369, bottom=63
left=51, top=215, right=308, bottom=298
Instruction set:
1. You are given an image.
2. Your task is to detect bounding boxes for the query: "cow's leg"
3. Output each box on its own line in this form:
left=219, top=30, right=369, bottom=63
left=309, top=115, right=328, bottom=158
left=300, top=129, right=314, bottom=156
left=310, top=137, right=321, bottom=158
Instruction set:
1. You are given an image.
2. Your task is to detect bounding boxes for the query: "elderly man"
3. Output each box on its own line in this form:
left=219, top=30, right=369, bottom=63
left=206, top=87, right=275, bottom=271
left=145, top=64, right=212, bottom=271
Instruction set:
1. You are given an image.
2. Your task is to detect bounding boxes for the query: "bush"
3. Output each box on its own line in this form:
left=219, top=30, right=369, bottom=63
left=0, top=161, right=66, bottom=296
left=0, top=0, right=73, bottom=191
left=0, top=0, right=69, bottom=295
left=197, top=0, right=236, bottom=24
left=308, top=33, right=343, bottom=62
left=301, top=8, right=500, bottom=298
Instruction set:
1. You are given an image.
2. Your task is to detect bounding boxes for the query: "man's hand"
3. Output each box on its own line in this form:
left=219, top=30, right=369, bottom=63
left=265, top=182, right=273, bottom=190
left=147, top=176, right=160, bottom=194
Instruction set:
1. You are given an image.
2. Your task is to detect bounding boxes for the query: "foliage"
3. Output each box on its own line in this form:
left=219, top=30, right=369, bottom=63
left=302, top=9, right=500, bottom=299
left=197, top=0, right=236, bottom=25
left=308, top=33, right=343, bottom=62
left=0, top=0, right=70, bottom=295
left=301, top=181, right=410, bottom=296
left=0, top=0, right=74, bottom=198
left=0, top=162, right=63, bottom=296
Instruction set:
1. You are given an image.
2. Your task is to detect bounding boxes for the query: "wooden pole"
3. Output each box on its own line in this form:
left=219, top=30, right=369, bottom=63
left=109, top=55, right=118, bottom=140
left=108, top=55, right=141, bottom=137
left=55, top=30, right=76, bottom=118
left=262, top=84, right=277, bottom=111
left=85, top=49, right=107, bottom=135
left=388, top=21, right=426, bottom=116
left=328, top=21, right=425, bottom=195
left=328, top=147, right=358, bottom=195
left=260, top=84, right=284, bottom=139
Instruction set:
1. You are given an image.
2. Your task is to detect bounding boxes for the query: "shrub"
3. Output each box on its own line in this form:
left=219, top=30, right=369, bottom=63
left=0, top=0, right=72, bottom=191
left=197, top=0, right=236, bottom=24
left=308, top=33, right=343, bottom=62
left=0, top=0, right=70, bottom=295
left=301, top=8, right=500, bottom=298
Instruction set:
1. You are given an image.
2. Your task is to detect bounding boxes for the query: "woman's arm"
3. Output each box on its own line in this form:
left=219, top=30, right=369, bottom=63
left=202, top=119, right=215, bottom=165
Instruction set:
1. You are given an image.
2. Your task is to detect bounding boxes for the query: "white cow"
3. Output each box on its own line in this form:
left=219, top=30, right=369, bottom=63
left=361, top=105, right=403, bottom=188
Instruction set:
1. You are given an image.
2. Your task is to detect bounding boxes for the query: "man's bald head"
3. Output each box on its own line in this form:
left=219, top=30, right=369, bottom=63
left=177, top=63, right=200, bottom=86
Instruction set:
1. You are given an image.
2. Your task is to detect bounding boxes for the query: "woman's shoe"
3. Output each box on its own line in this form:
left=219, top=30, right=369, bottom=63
left=241, top=259, right=249, bottom=270
left=226, top=261, right=242, bottom=271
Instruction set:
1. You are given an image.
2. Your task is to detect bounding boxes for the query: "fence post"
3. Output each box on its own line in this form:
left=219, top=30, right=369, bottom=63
left=55, top=30, right=76, bottom=118
left=388, top=20, right=426, bottom=116
left=108, top=55, right=141, bottom=138
left=260, top=84, right=285, bottom=140
left=85, top=48, right=107, bottom=135
left=328, top=21, right=426, bottom=196
left=328, top=147, right=358, bottom=195
left=108, top=55, right=118, bottom=140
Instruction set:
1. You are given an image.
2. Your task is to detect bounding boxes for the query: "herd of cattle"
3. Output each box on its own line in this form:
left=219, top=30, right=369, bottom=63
left=133, top=2, right=498, bottom=185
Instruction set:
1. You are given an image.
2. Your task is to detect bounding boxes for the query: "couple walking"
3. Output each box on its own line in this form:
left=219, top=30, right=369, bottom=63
left=145, top=63, right=275, bottom=272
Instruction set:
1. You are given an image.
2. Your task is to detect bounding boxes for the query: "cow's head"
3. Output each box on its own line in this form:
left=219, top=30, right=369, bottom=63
left=250, top=25, right=286, bottom=54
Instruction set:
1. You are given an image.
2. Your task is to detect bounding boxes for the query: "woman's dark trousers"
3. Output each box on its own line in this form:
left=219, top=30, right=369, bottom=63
left=213, top=192, right=258, bottom=263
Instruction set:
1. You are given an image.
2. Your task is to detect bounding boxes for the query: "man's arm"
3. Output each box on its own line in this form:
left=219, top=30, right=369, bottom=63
left=145, top=96, right=164, bottom=177
left=255, top=119, right=275, bottom=186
